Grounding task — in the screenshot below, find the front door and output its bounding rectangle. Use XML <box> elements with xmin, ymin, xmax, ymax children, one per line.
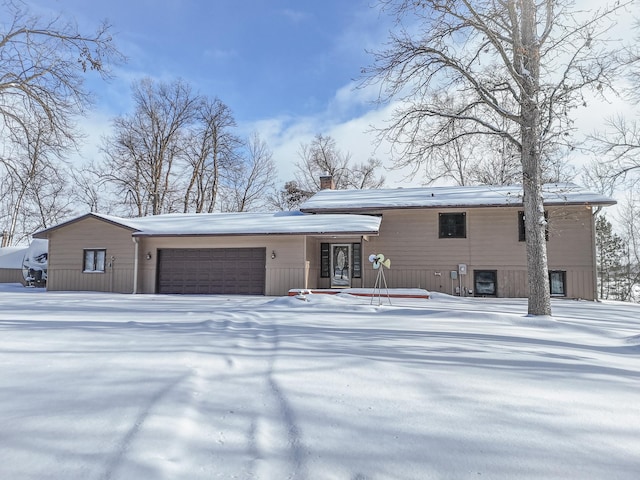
<box><xmin>331</xmin><ymin>244</ymin><xmax>351</xmax><ymax>288</ymax></box>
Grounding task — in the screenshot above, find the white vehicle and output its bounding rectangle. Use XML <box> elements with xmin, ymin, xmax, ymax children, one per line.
<box><xmin>22</xmin><ymin>239</ymin><xmax>48</xmax><ymax>287</ymax></box>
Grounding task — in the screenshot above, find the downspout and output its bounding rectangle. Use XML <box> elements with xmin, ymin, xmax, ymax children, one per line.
<box><xmin>303</xmin><ymin>235</ymin><xmax>308</xmax><ymax>289</ymax></box>
<box><xmin>132</xmin><ymin>237</ymin><xmax>139</xmax><ymax>294</ymax></box>
<box><xmin>590</xmin><ymin>206</ymin><xmax>598</xmax><ymax>301</ymax></box>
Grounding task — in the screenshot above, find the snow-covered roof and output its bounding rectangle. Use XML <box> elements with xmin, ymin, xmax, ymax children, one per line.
<box><xmin>0</xmin><ymin>246</ymin><xmax>28</xmax><ymax>269</ymax></box>
<box><xmin>23</xmin><ymin>239</ymin><xmax>48</xmax><ymax>271</ymax></box>
<box><xmin>0</xmin><ymin>240</ymin><xmax>48</xmax><ymax>269</ymax></box>
<box><xmin>36</xmin><ymin>211</ymin><xmax>382</xmax><ymax>237</ymax></box>
<box><xmin>300</xmin><ymin>183</ymin><xmax>617</xmax><ymax>213</ymax></box>
<box><xmin>130</xmin><ymin>211</ymin><xmax>381</xmax><ymax>236</ymax></box>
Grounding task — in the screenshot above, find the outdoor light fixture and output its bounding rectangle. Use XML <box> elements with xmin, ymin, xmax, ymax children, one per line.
<box><xmin>146</xmin><ymin>252</ymin><xmax>152</xmax><ymax>260</ymax></box>
<box><xmin>271</xmin><ymin>250</ymin><xmax>276</xmax><ymax>259</ymax></box>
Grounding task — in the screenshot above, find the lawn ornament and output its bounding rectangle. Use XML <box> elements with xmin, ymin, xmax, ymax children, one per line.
<box><xmin>368</xmin><ymin>253</ymin><xmax>391</xmax><ymax>305</ymax></box>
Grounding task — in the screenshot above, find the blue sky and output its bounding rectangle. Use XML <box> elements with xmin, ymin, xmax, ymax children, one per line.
<box><xmin>30</xmin><ymin>0</ymin><xmax>401</xmax><ymax>184</ymax></box>
<box><xmin>27</xmin><ymin>1</ymin><xmax>637</xmax><ymax>190</ymax></box>
<box><xmin>75</xmin><ymin>0</ymin><xmax>384</xmax><ymax>119</ymax></box>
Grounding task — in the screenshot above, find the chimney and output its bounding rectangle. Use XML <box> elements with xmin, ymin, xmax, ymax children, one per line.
<box><xmin>319</xmin><ymin>174</ymin><xmax>335</xmax><ymax>190</ymax></box>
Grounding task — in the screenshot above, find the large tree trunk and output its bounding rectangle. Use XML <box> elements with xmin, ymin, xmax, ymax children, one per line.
<box><xmin>522</xmin><ymin>159</ymin><xmax>552</xmax><ymax>315</ymax></box>
<box><xmin>520</xmin><ymin>0</ymin><xmax>552</xmax><ymax>316</ymax></box>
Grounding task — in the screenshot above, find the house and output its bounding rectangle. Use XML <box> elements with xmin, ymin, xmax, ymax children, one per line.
<box><xmin>33</xmin><ymin>182</ymin><xmax>615</xmax><ymax>299</ymax></box>
<box><xmin>32</xmin><ymin>211</ymin><xmax>381</xmax><ymax>295</ymax></box>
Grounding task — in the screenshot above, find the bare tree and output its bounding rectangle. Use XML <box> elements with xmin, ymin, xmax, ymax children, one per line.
<box><xmin>413</xmin><ymin>97</ymin><xmax>575</xmax><ymax>186</ymax></box>
<box><xmin>98</xmin><ymin>80</ymin><xmax>275</xmax><ymax>216</ymax></box>
<box><xmin>615</xmin><ymin>195</ymin><xmax>640</xmax><ymax>300</ymax></box>
<box><xmin>0</xmin><ymin>1</ymin><xmax>121</xmax><ymax>140</ymax></box>
<box><xmin>0</xmin><ymin>0</ymin><xmax>122</xmax><ymax>244</ymax></box>
<box><xmin>182</xmin><ymin>97</ymin><xmax>241</xmax><ymax>213</ymax></box>
<box><xmin>100</xmin><ymin>78</ymin><xmax>198</xmax><ymax>216</ymax></box>
<box><xmin>281</xmin><ymin>133</ymin><xmax>385</xmax><ymax>209</ymax></box>
<box><xmin>467</xmin><ymin>137</ymin><xmax>521</xmax><ymax>186</ymax></box>
<box><xmin>68</xmin><ymin>161</ymin><xmax>114</xmax><ymax>214</ymax></box>
<box><xmin>344</xmin><ymin>157</ymin><xmax>386</xmax><ymax>190</ymax></box>
<box><xmin>363</xmin><ymin>0</ymin><xmax>630</xmax><ymax>315</ymax></box>
<box><xmin>221</xmin><ymin>133</ymin><xmax>278</xmax><ymax>212</ymax></box>
<box><xmin>589</xmin><ymin>19</ymin><xmax>640</xmax><ymax>183</ymax></box>
<box><xmin>0</xmin><ymin>113</ymin><xmax>73</xmax><ymax>245</ymax></box>
<box><xmin>296</xmin><ymin>134</ymin><xmax>351</xmax><ymax>191</ymax></box>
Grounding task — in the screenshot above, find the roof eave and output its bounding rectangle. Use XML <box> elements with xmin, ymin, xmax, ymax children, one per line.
<box><xmin>301</xmin><ymin>200</ymin><xmax>617</xmax><ymax>214</ymax></box>
<box><xmin>131</xmin><ymin>230</ymin><xmax>380</xmax><ymax>238</ymax></box>
<box><xmin>33</xmin><ymin>213</ymin><xmax>139</xmax><ymax>238</ymax></box>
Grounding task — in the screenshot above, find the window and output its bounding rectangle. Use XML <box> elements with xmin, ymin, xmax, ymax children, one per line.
<box><xmin>83</xmin><ymin>249</ymin><xmax>106</xmax><ymax>273</ymax></box>
<box><xmin>474</xmin><ymin>270</ymin><xmax>497</xmax><ymax>296</ymax></box>
<box><xmin>320</xmin><ymin>243</ymin><xmax>330</xmax><ymax>278</ymax></box>
<box><xmin>352</xmin><ymin>243</ymin><xmax>362</xmax><ymax>278</ymax></box>
<box><xmin>518</xmin><ymin>211</ymin><xmax>549</xmax><ymax>242</ymax></box>
<box><xmin>439</xmin><ymin>212</ymin><xmax>466</xmax><ymax>238</ymax></box>
<box><xmin>549</xmin><ymin>270</ymin><xmax>566</xmax><ymax>296</ymax></box>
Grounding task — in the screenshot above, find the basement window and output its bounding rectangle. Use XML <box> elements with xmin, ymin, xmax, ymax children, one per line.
<box><xmin>83</xmin><ymin>249</ymin><xmax>106</xmax><ymax>273</ymax></box>
<box><xmin>549</xmin><ymin>270</ymin><xmax>566</xmax><ymax>297</ymax></box>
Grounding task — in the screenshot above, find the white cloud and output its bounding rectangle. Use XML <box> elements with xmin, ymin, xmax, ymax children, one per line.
<box><xmin>245</xmin><ymin>80</ymin><xmax>418</xmax><ymax>188</ymax></box>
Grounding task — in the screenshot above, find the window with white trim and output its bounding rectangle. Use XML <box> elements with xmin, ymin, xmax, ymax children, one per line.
<box><xmin>83</xmin><ymin>249</ymin><xmax>106</xmax><ymax>273</ymax></box>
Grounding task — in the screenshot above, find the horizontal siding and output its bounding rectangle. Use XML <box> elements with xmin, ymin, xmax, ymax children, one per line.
<box><xmin>42</xmin><ymin>205</ymin><xmax>597</xmax><ymax>299</ymax></box>
<box><xmin>316</xmin><ymin>206</ymin><xmax>597</xmax><ymax>300</ymax></box>
<box><xmin>547</xmin><ymin>207</ymin><xmax>594</xmax><ymax>266</ymax></box>
<box><xmin>364</xmin><ymin>206</ymin><xmax>595</xmax><ymax>270</ymax></box>
<box><xmin>46</xmin><ymin>217</ymin><xmax>135</xmax><ymax>293</ymax></box>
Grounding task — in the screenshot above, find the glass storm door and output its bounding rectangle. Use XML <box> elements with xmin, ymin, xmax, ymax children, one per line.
<box><xmin>331</xmin><ymin>244</ymin><xmax>351</xmax><ymax>288</ymax></box>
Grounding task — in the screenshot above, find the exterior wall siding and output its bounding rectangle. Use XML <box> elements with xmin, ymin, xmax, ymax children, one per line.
<box><xmin>45</xmin><ymin>217</ymin><xmax>136</xmax><ymax>293</ymax></box>
<box><xmin>138</xmin><ymin>235</ymin><xmax>307</xmax><ymax>296</ymax></box>
<box><xmin>40</xmin><ymin>203</ymin><xmax>599</xmax><ymax>299</ymax></box>
<box><xmin>348</xmin><ymin>206</ymin><xmax>597</xmax><ymax>300</ymax></box>
<box><xmin>305</xmin><ymin>236</ymin><xmax>365</xmax><ymax>290</ymax></box>
<box><xmin>0</xmin><ymin>269</ymin><xmax>25</xmax><ymax>285</ymax></box>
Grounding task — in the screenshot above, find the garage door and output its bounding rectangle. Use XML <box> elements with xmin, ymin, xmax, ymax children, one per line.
<box><xmin>157</xmin><ymin>248</ymin><xmax>266</xmax><ymax>295</ymax></box>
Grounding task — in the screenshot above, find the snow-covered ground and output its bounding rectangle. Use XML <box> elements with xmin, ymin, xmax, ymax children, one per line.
<box><xmin>0</xmin><ymin>284</ymin><xmax>638</xmax><ymax>479</ymax></box>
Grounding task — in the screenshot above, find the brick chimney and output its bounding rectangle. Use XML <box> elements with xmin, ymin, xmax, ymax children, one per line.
<box><xmin>319</xmin><ymin>174</ymin><xmax>335</xmax><ymax>190</ymax></box>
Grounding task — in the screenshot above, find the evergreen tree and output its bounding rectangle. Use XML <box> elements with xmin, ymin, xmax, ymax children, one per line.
<box><xmin>595</xmin><ymin>215</ymin><xmax>627</xmax><ymax>300</ymax></box>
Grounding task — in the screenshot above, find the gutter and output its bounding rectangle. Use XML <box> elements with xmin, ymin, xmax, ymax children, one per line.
<box><xmin>300</xmin><ymin>201</ymin><xmax>618</xmax><ymax>215</ymax></box>
<box><xmin>130</xmin><ymin>230</ymin><xmax>380</xmax><ymax>237</ymax></box>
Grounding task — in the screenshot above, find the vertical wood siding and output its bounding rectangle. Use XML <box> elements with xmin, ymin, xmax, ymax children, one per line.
<box><xmin>0</xmin><ymin>269</ymin><xmax>25</xmax><ymax>285</ymax></box>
